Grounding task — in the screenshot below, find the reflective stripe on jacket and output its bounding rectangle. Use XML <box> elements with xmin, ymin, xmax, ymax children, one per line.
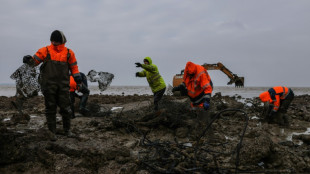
<box><xmin>33</xmin><ymin>44</ymin><xmax>80</xmax><ymax>76</ymax></box>
<box><xmin>183</xmin><ymin>61</ymin><xmax>212</xmax><ymax>105</ymax></box>
<box><xmin>259</xmin><ymin>86</ymin><xmax>291</xmax><ymax>112</ymax></box>
<box><xmin>136</xmin><ymin>57</ymin><xmax>166</xmax><ymax>93</ymax></box>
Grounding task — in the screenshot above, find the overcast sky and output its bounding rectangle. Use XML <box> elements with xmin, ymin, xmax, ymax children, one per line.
<box><xmin>0</xmin><ymin>0</ymin><xmax>309</xmax><ymax>87</ymax></box>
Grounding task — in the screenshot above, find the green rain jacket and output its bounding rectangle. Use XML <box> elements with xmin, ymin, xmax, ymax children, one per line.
<box><xmin>137</xmin><ymin>57</ymin><xmax>166</xmax><ymax>93</ymax></box>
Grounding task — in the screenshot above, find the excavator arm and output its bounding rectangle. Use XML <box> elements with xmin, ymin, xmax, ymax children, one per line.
<box><xmin>202</xmin><ymin>62</ymin><xmax>244</xmax><ymax>87</ymax></box>
<box><xmin>172</xmin><ymin>62</ymin><xmax>244</xmax><ymax>88</ymax></box>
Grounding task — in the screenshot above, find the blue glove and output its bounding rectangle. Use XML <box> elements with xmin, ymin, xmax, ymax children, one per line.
<box><xmin>203</xmin><ymin>101</ymin><xmax>210</xmax><ymax>110</ymax></box>
<box><xmin>203</xmin><ymin>94</ymin><xmax>211</xmax><ymax>110</ymax></box>
<box><xmin>74</xmin><ymin>75</ymin><xmax>82</xmax><ymax>84</ymax></box>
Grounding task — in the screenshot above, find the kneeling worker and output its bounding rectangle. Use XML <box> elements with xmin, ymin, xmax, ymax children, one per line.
<box><xmin>70</xmin><ymin>72</ymin><xmax>90</xmax><ymax>118</ymax></box>
<box><xmin>259</xmin><ymin>86</ymin><xmax>294</xmax><ymax>125</ymax></box>
<box><xmin>172</xmin><ymin>61</ymin><xmax>213</xmax><ymax>110</ymax></box>
<box><xmin>135</xmin><ymin>57</ymin><xmax>166</xmax><ymax>111</ymax></box>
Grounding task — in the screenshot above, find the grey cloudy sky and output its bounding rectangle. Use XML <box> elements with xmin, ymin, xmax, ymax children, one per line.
<box><xmin>0</xmin><ymin>0</ymin><xmax>309</xmax><ymax>87</ymax></box>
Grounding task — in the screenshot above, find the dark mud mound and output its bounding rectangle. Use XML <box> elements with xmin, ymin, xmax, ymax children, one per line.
<box><xmin>1</xmin><ymin>94</ymin><xmax>310</xmax><ymax>173</ymax></box>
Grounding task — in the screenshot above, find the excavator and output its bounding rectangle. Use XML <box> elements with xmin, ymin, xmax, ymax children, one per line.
<box><xmin>172</xmin><ymin>62</ymin><xmax>244</xmax><ymax>88</ymax></box>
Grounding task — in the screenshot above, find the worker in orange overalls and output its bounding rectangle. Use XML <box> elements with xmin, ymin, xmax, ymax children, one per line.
<box><xmin>70</xmin><ymin>72</ymin><xmax>90</xmax><ymax>119</ymax></box>
<box><xmin>23</xmin><ymin>30</ymin><xmax>82</xmax><ymax>140</ymax></box>
<box><xmin>259</xmin><ymin>86</ymin><xmax>294</xmax><ymax>125</ymax></box>
<box><xmin>173</xmin><ymin>61</ymin><xmax>213</xmax><ymax>110</ymax></box>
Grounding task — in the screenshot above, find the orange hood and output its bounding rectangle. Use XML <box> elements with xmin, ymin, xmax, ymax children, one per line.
<box><xmin>259</xmin><ymin>91</ymin><xmax>271</xmax><ymax>102</ymax></box>
<box><xmin>183</xmin><ymin>61</ymin><xmax>197</xmax><ymax>86</ymax></box>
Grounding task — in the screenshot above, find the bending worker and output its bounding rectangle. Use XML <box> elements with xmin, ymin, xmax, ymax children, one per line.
<box><xmin>259</xmin><ymin>86</ymin><xmax>294</xmax><ymax>125</ymax></box>
<box><xmin>70</xmin><ymin>72</ymin><xmax>90</xmax><ymax>118</ymax></box>
<box><xmin>23</xmin><ymin>30</ymin><xmax>82</xmax><ymax>140</ymax></box>
<box><xmin>172</xmin><ymin>61</ymin><xmax>213</xmax><ymax>110</ymax></box>
<box><xmin>135</xmin><ymin>57</ymin><xmax>166</xmax><ymax>111</ymax></box>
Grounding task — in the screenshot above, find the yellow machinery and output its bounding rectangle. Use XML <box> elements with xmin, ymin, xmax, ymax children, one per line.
<box><xmin>172</xmin><ymin>62</ymin><xmax>244</xmax><ymax>88</ymax></box>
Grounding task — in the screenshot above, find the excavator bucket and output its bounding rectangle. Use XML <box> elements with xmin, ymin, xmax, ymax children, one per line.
<box><xmin>234</xmin><ymin>76</ymin><xmax>244</xmax><ymax>88</ymax></box>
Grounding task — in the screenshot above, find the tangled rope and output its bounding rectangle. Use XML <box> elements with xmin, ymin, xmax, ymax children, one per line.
<box><xmin>113</xmin><ymin>108</ymin><xmax>249</xmax><ymax>173</ymax></box>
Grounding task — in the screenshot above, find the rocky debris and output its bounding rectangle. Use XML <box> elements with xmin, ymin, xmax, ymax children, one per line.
<box><xmin>0</xmin><ymin>94</ymin><xmax>310</xmax><ymax>173</ymax></box>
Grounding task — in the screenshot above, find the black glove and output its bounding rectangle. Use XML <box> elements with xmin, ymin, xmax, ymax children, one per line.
<box><xmin>23</xmin><ymin>55</ymin><xmax>32</xmax><ymax>64</ymax></box>
<box><xmin>135</xmin><ymin>62</ymin><xmax>142</xmax><ymax>67</ymax></box>
<box><xmin>74</xmin><ymin>75</ymin><xmax>82</xmax><ymax>84</ymax></box>
<box><xmin>135</xmin><ymin>72</ymin><xmax>139</xmax><ymax>77</ymax></box>
<box><xmin>172</xmin><ymin>87</ymin><xmax>179</xmax><ymax>92</ymax></box>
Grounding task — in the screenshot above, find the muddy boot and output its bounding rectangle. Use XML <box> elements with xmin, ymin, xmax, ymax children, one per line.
<box><xmin>282</xmin><ymin>114</ymin><xmax>290</xmax><ymax>127</ymax></box>
<box><xmin>71</xmin><ymin>113</ymin><xmax>76</xmax><ymax>119</ymax></box>
<box><xmin>65</xmin><ymin>130</ymin><xmax>76</xmax><ymax>138</ymax></box>
<box><xmin>154</xmin><ymin>105</ymin><xmax>159</xmax><ymax>111</ymax></box>
<box><xmin>79</xmin><ymin>107</ymin><xmax>89</xmax><ymax>115</ymax></box>
<box><xmin>70</xmin><ymin>103</ymin><xmax>76</xmax><ymax>119</ymax></box>
<box><xmin>79</xmin><ymin>94</ymin><xmax>89</xmax><ymax>115</ymax></box>
<box><xmin>47</xmin><ymin>122</ymin><xmax>57</xmax><ymax>141</ymax></box>
<box><xmin>46</xmin><ymin>114</ymin><xmax>57</xmax><ymax>141</ymax></box>
<box><xmin>47</xmin><ymin>130</ymin><xmax>57</xmax><ymax>141</ymax></box>
<box><xmin>62</xmin><ymin>112</ymin><xmax>72</xmax><ymax>135</ymax></box>
<box><xmin>11</xmin><ymin>98</ymin><xmax>24</xmax><ymax>115</ymax></box>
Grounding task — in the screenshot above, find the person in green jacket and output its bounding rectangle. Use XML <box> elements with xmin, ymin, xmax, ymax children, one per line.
<box><xmin>135</xmin><ymin>57</ymin><xmax>166</xmax><ymax>111</ymax></box>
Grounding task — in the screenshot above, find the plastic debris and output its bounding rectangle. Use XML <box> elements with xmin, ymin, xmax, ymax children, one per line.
<box><xmin>87</xmin><ymin>70</ymin><xmax>114</xmax><ymax>91</ymax></box>
<box><xmin>10</xmin><ymin>64</ymin><xmax>40</xmax><ymax>98</ymax></box>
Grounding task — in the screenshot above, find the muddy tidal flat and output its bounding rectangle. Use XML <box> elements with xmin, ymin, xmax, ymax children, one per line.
<box><xmin>1</xmin><ymin>93</ymin><xmax>310</xmax><ymax>173</ymax></box>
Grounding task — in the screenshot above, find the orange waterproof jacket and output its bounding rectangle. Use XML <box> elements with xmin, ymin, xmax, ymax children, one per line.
<box><xmin>183</xmin><ymin>61</ymin><xmax>212</xmax><ymax>107</ymax></box>
<box><xmin>69</xmin><ymin>76</ymin><xmax>77</xmax><ymax>92</ymax></box>
<box><xmin>259</xmin><ymin>86</ymin><xmax>290</xmax><ymax>112</ymax></box>
<box><xmin>33</xmin><ymin>44</ymin><xmax>80</xmax><ymax>76</ymax></box>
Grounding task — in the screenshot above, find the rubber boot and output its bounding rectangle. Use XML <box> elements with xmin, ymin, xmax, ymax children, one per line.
<box><xmin>79</xmin><ymin>94</ymin><xmax>89</xmax><ymax>115</ymax></box>
<box><xmin>61</xmin><ymin>112</ymin><xmax>76</xmax><ymax>138</ymax></box>
<box><xmin>154</xmin><ymin>101</ymin><xmax>159</xmax><ymax>111</ymax></box>
<box><xmin>62</xmin><ymin>113</ymin><xmax>71</xmax><ymax>133</ymax></box>
<box><xmin>71</xmin><ymin>104</ymin><xmax>76</xmax><ymax>119</ymax></box>
<box><xmin>46</xmin><ymin>114</ymin><xmax>57</xmax><ymax>141</ymax></box>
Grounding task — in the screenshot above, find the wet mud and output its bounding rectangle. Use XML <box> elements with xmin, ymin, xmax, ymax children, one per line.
<box><xmin>1</xmin><ymin>93</ymin><xmax>310</xmax><ymax>173</ymax></box>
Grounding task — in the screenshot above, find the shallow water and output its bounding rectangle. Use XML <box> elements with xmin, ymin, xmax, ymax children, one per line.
<box><xmin>1</xmin><ymin>84</ymin><xmax>309</xmax><ymax>98</ymax></box>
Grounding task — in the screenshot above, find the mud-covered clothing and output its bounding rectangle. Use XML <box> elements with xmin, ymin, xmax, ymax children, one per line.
<box><xmin>183</xmin><ymin>61</ymin><xmax>213</xmax><ymax>109</ymax></box>
<box><xmin>44</xmin><ymin>84</ymin><xmax>72</xmax><ymax>133</ymax></box>
<box><xmin>69</xmin><ymin>73</ymin><xmax>90</xmax><ymax>118</ymax></box>
<box><xmin>154</xmin><ymin>87</ymin><xmax>166</xmax><ymax>111</ymax></box>
<box><xmin>136</xmin><ymin>57</ymin><xmax>166</xmax><ymax>93</ymax></box>
<box><xmin>259</xmin><ymin>86</ymin><xmax>294</xmax><ymax>113</ymax></box>
<box><xmin>32</xmin><ymin>44</ymin><xmax>80</xmax><ymax>133</ymax></box>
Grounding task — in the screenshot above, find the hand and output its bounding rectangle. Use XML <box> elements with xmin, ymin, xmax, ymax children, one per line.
<box><xmin>172</xmin><ymin>87</ymin><xmax>178</xmax><ymax>92</ymax></box>
<box><xmin>76</xmin><ymin>83</ymin><xmax>82</xmax><ymax>91</ymax></box>
<box><xmin>135</xmin><ymin>72</ymin><xmax>139</xmax><ymax>77</ymax></box>
<box><xmin>74</xmin><ymin>75</ymin><xmax>82</xmax><ymax>84</ymax></box>
<box><xmin>135</xmin><ymin>62</ymin><xmax>142</xmax><ymax>67</ymax></box>
<box><xmin>203</xmin><ymin>101</ymin><xmax>210</xmax><ymax>110</ymax></box>
<box><xmin>77</xmin><ymin>83</ymin><xmax>86</xmax><ymax>92</ymax></box>
<box><xmin>23</xmin><ymin>55</ymin><xmax>32</xmax><ymax>64</ymax></box>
